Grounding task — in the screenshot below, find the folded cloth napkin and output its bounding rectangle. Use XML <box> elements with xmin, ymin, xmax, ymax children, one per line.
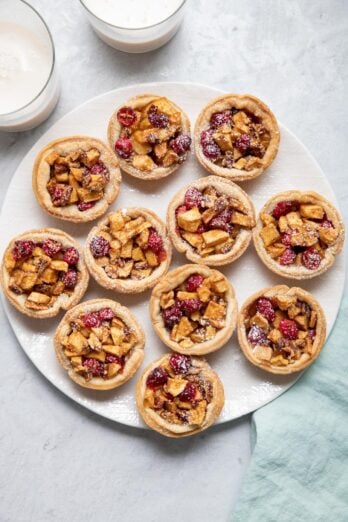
<box><xmin>232</xmin><ymin>297</ymin><xmax>348</xmax><ymax>522</ymax></box>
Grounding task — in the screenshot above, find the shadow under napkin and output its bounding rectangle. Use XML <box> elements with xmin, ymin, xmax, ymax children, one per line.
<box><xmin>231</xmin><ymin>298</ymin><xmax>348</xmax><ymax>522</ymax></box>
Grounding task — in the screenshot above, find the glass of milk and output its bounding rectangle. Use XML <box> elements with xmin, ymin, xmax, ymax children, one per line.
<box><xmin>0</xmin><ymin>0</ymin><xmax>59</xmax><ymax>132</ymax></box>
<box><xmin>80</xmin><ymin>0</ymin><xmax>186</xmax><ymax>53</ymax></box>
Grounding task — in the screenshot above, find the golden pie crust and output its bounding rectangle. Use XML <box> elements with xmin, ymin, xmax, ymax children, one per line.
<box><xmin>253</xmin><ymin>190</ymin><xmax>345</xmax><ymax>279</ymax></box>
<box><xmin>194</xmin><ymin>94</ymin><xmax>280</xmax><ymax>181</ymax></box>
<box><xmin>54</xmin><ymin>298</ymin><xmax>145</xmax><ymax>390</ymax></box>
<box><xmin>136</xmin><ymin>353</ymin><xmax>224</xmax><ymax>437</ymax></box>
<box><xmin>167</xmin><ymin>175</ymin><xmax>255</xmax><ymax>266</ymax></box>
<box><xmin>1</xmin><ymin>228</ymin><xmax>89</xmax><ymax>319</ymax></box>
<box><xmin>85</xmin><ymin>208</ymin><xmax>172</xmax><ymax>293</ymax></box>
<box><xmin>108</xmin><ymin>94</ymin><xmax>191</xmax><ymax>180</ymax></box>
<box><xmin>33</xmin><ymin>136</ymin><xmax>121</xmax><ymax>223</ymax></box>
<box><xmin>237</xmin><ymin>285</ymin><xmax>326</xmax><ymax>374</ymax></box>
<box><xmin>150</xmin><ymin>264</ymin><xmax>237</xmax><ymax>355</ymax></box>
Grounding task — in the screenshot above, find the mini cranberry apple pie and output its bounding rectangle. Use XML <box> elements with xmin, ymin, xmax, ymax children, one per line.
<box><xmin>54</xmin><ymin>299</ymin><xmax>145</xmax><ymax>390</ymax></box>
<box><xmin>253</xmin><ymin>191</ymin><xmax>345</xmax><ymax>279</ymax></box>
<box><xmin>194</xmin><ymin>94</ymin><xmax>280</xmax><ymax>181</ymax></box>
<box><xmin>108</xmin><ymin>94</ymin><xmax>191</xmax><ymax>180</ymax></box>
<box><xmin>85</xmin><ymin>208</ymin><xmax>172</xmax><ymax>293</ymax></box>
<box><xmin>167</xmin><ymin>176</ymin><xmax>255</xmax><ymax>266</ymax></box>
<box><xmin>136</xmin><ymin>353</ymin><xmax>224</xmax><ymax>437</ymax></box>
<box><xmin>33</xmin><ymin>136</ymin><xmax>121</xmax><ymax>223</ymax></box>
<box><xmin>238</xmin><ymin>285</ymin><xmax>326</xmax><ymax>374</ymax></box>
<box><xmin>1</xmin><ymin>228</ymin><xmax>89</xmax><ymax>318</ymax></box>
<box><xmin>150</xmin><ymin>264</ymin><xmax>237</xmax><ymax>355</ymax></box>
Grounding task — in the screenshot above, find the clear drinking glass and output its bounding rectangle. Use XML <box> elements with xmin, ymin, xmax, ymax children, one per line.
<box><xmin>79</xmin><ymin>0</ymin><xmax>186</xmax><ymax>53</ymax></box>
<box><xmin>0</xmin><ymin>0</ymin><xmax>59</xmax><ymax>132</ymax></box>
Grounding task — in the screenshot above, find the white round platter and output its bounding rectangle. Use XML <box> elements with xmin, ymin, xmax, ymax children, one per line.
<box><xmin>0</xmin><ymin>82</ymin><xmax>345</xmax><ymax>428</ymax></box>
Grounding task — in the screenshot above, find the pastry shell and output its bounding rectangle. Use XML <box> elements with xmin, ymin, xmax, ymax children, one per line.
<box><xmin>167</xmin><ymin>175</ymin><xmax>255</xmax><ymax>266</ymax></box>
<box><xmin>253</xmin><ymin>190</ymin><xmax>345</xmax><ymax>279</ymax></box>
<box><xmin>136</xmin><ymin>354</ymin><xmax>224</xmax><ymax>437</ymax></box>
<box><xmin>194</xmin><ymin>93</ymin><xmax>280</xmax><ymax>181</ymax></box>
<box><xmin>150</xmin><ymin>264</ymin><xmax>237</xmax><ymax>355</ymax></box>
<box><xmin>237</xmin><ymin>285</ymin><xmax>326</xmax><ymax>375</ymax></box>
<box><xmin>84</xmin><ymin>208</ymin><xmax>172</xmax><ymax>294</ymax></box>
<box><xmin>108</xmin><ymin>94</ymin><xmax>191</xmax><ymax>180</ymax></box>
<box><xmin>1</xmin><ymin>228</ymin><xmax>89</xmax><ymax>319</ymax></box>
<box><xmin>32</xmin><ymin>136</ymin><xmax>121</xmax><ymax>223</ymax></box>
<box><xmin>54</xmin><ymin>298</ymin><xmax>145</xmax><ymax>390</ymax></box>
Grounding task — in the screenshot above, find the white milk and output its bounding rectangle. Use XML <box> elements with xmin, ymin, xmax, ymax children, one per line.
<box><xmin>83</xmin><ymin>0</ymin><xmax>183</xmax><ymax>28</ymax></box>
<box><xmin>0</xmin><ymin>22</ymin><xmax>52</xmax><ymax>115</ymax></box>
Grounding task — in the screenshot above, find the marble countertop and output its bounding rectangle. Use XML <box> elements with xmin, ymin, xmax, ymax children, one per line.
<box><xmin>0</xmin><ymin>1</ymin><xmax>346</xmax><ymax>521</ymax></box>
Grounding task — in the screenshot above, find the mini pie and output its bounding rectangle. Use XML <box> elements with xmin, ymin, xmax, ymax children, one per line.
<box><xmin>253</xmin><ymin>190</ymin><xmax>345</xmax><ymax>279</ymax></box>
<box><xmin>54</xmin><ymin>299</ymin><xmax>145</xmax><ymax>390</ymax></box>
<box><xmin>167</xmin><ymin>176</ymin><xmax>255</xmax><ymax>266</ymax></box>
<box><xmin>237</xmin><ymin>285</ymin><xmax>326</xmax><ymax>374</ymax></box>
<box><xmin>108</xmin><ymin>94</ymin><xmax>191</xmax><ymax>180</ymax></box>
<box><xmin>33</xmin><ymin>136</ymin><xmax>121</xmax><ymax>223</ymax></box>
<box><xmin>136</xmin><ymin>353</ymin><xmax>224</xmax><ymax>437</ymax></box>
<box><xmin>194</xmin><ymin>94</ymin><xmax>280</xmax><ymax>181</ymax></box>
<box><xmin>85</xmin><ymin>208</ymin><xmax>172</xmax><ymax>293</ymax></box>
<box><xmin>1</xmin><ymin>228</ymin><xmax>89</xmax><ymax>318</ymax></box>
<box><xmin>150</xmin><ymin>264</ymin><xmax>237</xmax><ymax>355</ymax></box>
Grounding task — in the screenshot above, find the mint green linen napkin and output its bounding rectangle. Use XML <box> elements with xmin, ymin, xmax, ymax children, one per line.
<box><xmin>232</xmin><ymin>297</ymin><xmax>348</xmax><ymax>522</ymax></box>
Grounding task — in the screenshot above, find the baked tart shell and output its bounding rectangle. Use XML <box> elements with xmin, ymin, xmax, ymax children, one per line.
<box><xmin>194</xmin><ymin>93</ymin><xmax>280</xmax><ymax>181</ymax></box>
<box><xmin>54</xmin><ymin>298</ymin><xmax>145</xmax><ymax>390</ymax></box>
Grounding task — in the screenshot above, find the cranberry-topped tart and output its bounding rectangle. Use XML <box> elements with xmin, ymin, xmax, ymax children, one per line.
<box><xmin>33</xmin><ymin>136</ymin><xmax>121</xmax><ymax>223</ymax></box>
<box><xmin>167</xmin><ymin>176</ymin><xmax>255</xmax><ymax>266</ymax></box>
<box><xmin>1</xmin><ymin>228</ymin><xmax>89</xmax><ymax>318</ymax></box>
<box><xmin>253</xmin><ymin>191</ymin><xmax>345</xmax><ymax>279</ymax></box>
<box><xmin>238</xmin><ymin>286</ymin><xmax>326</xmax><ymax>374</ymax></box>
<box><xmin>194</xmin><ymin>94</ymin><xmax>280</xmax><ymax>181</ymax></box>
<box><xmin>150</xmin><ymin>264</ymin><xmax>237</xmax><ymax>355</ymax></box>
<box><xmin>54</xmin><ymin>299</ymin><xmax>145</xmax><ymax>390</ymax></box>
<box><xmin>85</xmin><ymin>208</ymin><xmax>172</xmax><ymax>293</ymax></box>
<box><xmin>136</xmin><ymin>353</ymin><xmax>224</xmax><ymax>437</ymax></box>
<box><xmin>108</xmin><ymin>94</ymin><xmax>191</xmax><ymax>180</ymax></box>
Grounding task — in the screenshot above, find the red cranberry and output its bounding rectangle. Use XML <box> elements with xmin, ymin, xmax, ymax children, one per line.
<box><xmin>272</xmin><ymin>200</ymin><xmax>295</xmax><ymax>219</ymax></box>
<box><xmin>234</xmin><ymin>134</ymin><xmax>250</xmax><ymax>152</ymax></box>
<box><xmin>202</xmin><ymin>141</ymin><xmax>221</xmax><ymax>161</ymax></box>
<box><xmin>256</xmin><ymin>297</ymin><xmax>275</xmax><ymax>322</ymax></box>
<box><xmin>281</xmin><ymin>232</ymin><xmax>293</xmax><ymax>247</ymax></box>
<box><xmin>99</xmin><ymin>307</ymin><xmax>115</xmax><ymax>321</ymax></box>
<box><xmin>162</xmin><ymin>304</ymin><xmax>183</xmax><ymax>329</ymax></box>
<box><xmin>178</xmin><ymin>382</ymin><xmax>196</xmax><ymax>402</ymax></box>
<box><xmin>78</xmin><ymin>201</ymin><xmax>95</xmax><ymax>212</ymax></box>
<box><xmin>302</xmin><ymin>248</ymin><xmax>321</xmax><ymax>270</ymax></box>
<box><xmin>83</xmin><ymin>358</ymin><xmax>104</xmax><ymax>377</ymax></box>
<box><xmin>196</xmin><ymin>223</ymin><xmax>207</xmax><ymax>234</ymax></box>
<box><xmin>117</xmin><ymin>106</ymin><xmax>137</xmax><ymax>127</ymax></box>
<box><xmin>185</xmin><ymin>274</ymin><xmax>204</xmax><ymax>292</ymax></box>
<box><xmin>171</xmin><ymin>134</ymin><xmax>191</xmax><ymax>155</ymax></box>
<box><xmin>62</xmin><ymin>269</ymin><xmax>78</xmax><ymax>289</ymax></box>
<box><xmin>147</xmin><ymin>228</ymin><xmax>163</xmax><ymax>254</ymax></box>
<box><xmin>178</xmin><ymin>298</ymin><xmax>203</xmax><ymax>313</ymax></box>
<box><xmin>279</xmin><ymin>319</ymin><xmax>298</xmax><ymax>340</ymax></box>
<box><xmin>157</xmin><ymin>250</ymin><xmax>167</xmax><ymax>262</ymax></box>
<box><xmin>105</xmin><ymin>354</ymin><xmax>123</xmax><ymax>366</ymax></box>
<box><xmin>82</xmin><ymin>312</ymin><xmax>101</xmax><ymax>328</ymax></box>
<box><xmin>279</xmin><ymin>248</ymin><xmax>296</xmax><ymax>265</ymax></box>
<box><xmin>90</xmin><ymin>162</ymin><xmax>107</xmax><ymax>175</ymax></box>
<box><xmin>48</xmin><ymin>184</ymin><xmax>72</xmax><ymax>207</ymax></box>
<box><xmin>148</xmin><ymin>105</ymin><xmax>169</xmax><ymax>128</ymax></box>
<box><xmin>176</xmin><ymin>204</ymin><xmax>187</xmax><ymax>216</ymax></box>
<box><xmin>42</xmin><ymin>239</ymin><xmax>62</xmax><ymax>257</ymax></box>
<box><xmin>90</xmin><ymin>236</ymin><xmax>110</xmax><ymax>258</ymax></box>
<box><xmin>210</xmin><ymin>208</ymin><xmax>233</xmax><ymax>231</ymax></box>
<box><xmin>63</xmin><ymin>247</ymin><xmax>79</xmax><ymax>266</ymax></box>
<box><xmin>308</xmin><ymin>329</ymin><xmax>316</xmax><ymax>339</ymax></box>
<box><xmin>169</xmin><ymin>353</ymin><xmax>192</xmax><ymax>374</ymax></box>
<box><xmin>200</xmin><ymin>128</ymin><xmax>214</xmax><ymax>146</ymax></box>
<box><xmin>248</xmin><ymin>325</ymin><xmax>268</xmax><ymax>345</ymax></box>
<box><xmin>115</xmin><ymin>137</ymin><xmax>132</xmax><ymax>159</ymax></box>
<box><xmin>12</xmin><ymin>240</ymin><xmax>34</xmax><ymax>261</ymax></box>
<box><xmin>184</xmin><ymin>187</ymin><xmax>204</xmax><ymax>209</ymax></box>
<box><xmin>321</xmin><ymin>216</ymin><xmax>334</xmax><ymax>229</ymax></box>
<box><xmin>210</xmin><ymin>110</ymin><xmax>231</xmax><ymax>128</ymax></box>
<box><xmin>146</xmin><ymin>367</ymin><xmax>168</xmax><ymax>388</ymax></box>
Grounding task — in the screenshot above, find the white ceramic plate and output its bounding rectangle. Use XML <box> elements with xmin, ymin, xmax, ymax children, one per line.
<box><xmin>0</xmin><ymin>83</ymin><xmax>345</xmax><ymax>428</ymax></box>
